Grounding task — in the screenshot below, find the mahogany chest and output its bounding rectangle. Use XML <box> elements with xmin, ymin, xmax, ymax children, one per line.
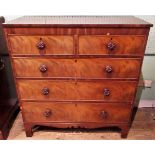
<box><xmin>3</xmin><ymin>16</ymin><xmax>153</xmax><ymax>138</ymax></box>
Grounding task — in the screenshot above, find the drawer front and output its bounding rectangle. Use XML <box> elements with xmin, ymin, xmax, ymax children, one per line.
<box><xmin>13</xmin><ymin>58</ymin><xmax>141</xmax><ymax>79</ymax></box>
<box><xmin>13</xmin><ymin>58</ymin><xmax>76</xmax><ymax>78</ymax></box>
<box><xmin>76</xmin><ymin>58</ymin><xmax>141</xmax><ymax>79</ymax></box>
<box><xmin>17</xmin><ymin>80</ymin><xmax>137</xmax><ymax>102</ymax></box>
<box><xmin>79</xmin><ymin>35</ymin><xmax>146</xmax><ymax>55</ymax></box>
<box><xmin>22</xmin><ymin>102</ymin><xmax>132</xmax><ymax>123</ymax></box>
<box><xmin>9</xmin><ymin>35</ymin><xmax>74</xmax><ymax>55</ymax></box>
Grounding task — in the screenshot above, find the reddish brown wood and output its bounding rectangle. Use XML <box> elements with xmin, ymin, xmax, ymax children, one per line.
<box><xmin>4</xmin><ymin>27</ymin><xmax>150</xmax><ymax>35</ymax></box>
<box><xmin>22</xmin><ymin>102</ymin><xmax>132</xmax><ymax>123</ymax></box>
<box><xmin>2</xmin><ymin>16</ymin><xmax>153</xmax><ymax>28</ymax></box>
<box><xmin>9</xmin><ymin>35</ymin><xmax>74</xmax><ymax>55</ymax></box>
<box><xmin>17</xmin><ymin>80</ymin><xmax>137</xmax><ymax>102</ymax></box>
<box><xmin>119</xmin><ymin>124</ymin><xmax>130</xmax><ymax>138</ymax></box>
<box><xmin>24</xmin><ymin>123</ymin><xmax>33</xmax><ymax>137</ymax></box>
<box><xmin>79</xmin><ymin>35</ymin><xmax>146</xmax><ymax>55</ymax></box>
<box><xmin>13</xmin><ymin>58</ymin><xmax>141</xmax><ymax>79</ymax></box>
<box><xmin>13</xmin><ymin>58</ymin><xmax>77</xmax><ymax>78</ymax></box>
<box><xmin>23</xmin><ymin>122</ymin><xmax>130</xmax><ymax>138</ymax></box>
<box><xmin>2</xmin><ymin>16</ymin><xmax>152</xmax><ymax>138</ymax></box>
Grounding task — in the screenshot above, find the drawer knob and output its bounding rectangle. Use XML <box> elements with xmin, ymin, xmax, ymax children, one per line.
<box><xmin>42</xmin><ymin>87</ymin><xmax>49</xmax><ymax>95</ymax></box>
<box><xmin>100</xmin><ymin>111</ymin><xmax>108</xmax><ymax>119</ymax></box>
<box><xmin>103</xmin><ymin>88</ymin><xmax>110</xmax><ymax>96</ymax></box>
<box><xmin>107</xmin><ymin>41</ymin><xmax>116</xmax><ymax>51</ymax></box>
<box><xmin>37</xmin><ymin>38</ymin><xmax>46</xmax><ymax>50</ymax></box>
<box><xmin>40</xmin><ymin>64</ymin><xmax>47</xmax><ymax>73</ymax></box>
<box><xmin>43</xmin><ymin>109</ymin><xmax>52</xmax><ymax>117</ymax></box>
<box><xmin>105</xmin><ymin>65</ymin><xmax>113</xmax><ymax>73</ymax></box>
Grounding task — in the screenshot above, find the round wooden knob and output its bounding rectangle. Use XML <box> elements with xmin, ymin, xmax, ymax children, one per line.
<box><xmin>107</xmin><ymin>41</ymin><xmax>116</xmax><ymax>51</ymax></box>
<box><xmin>40</xmin><ymin>64</ymin><xmax>47</xmax><ymax>73</ymax></box>
<box><xmin>105</xmin><ymin>65</ymin><xmax>112</xmax><ymax>73</ymax></box>
<box><xmin>36</xmin><ymin>38</ymin><xmax>46</xmax><ymax>50</ymax></box>
<box><xmin>43</xmin><ymin>109</ymin><xmax>52</xmax><ymax>117</ymax></box>
<box><xmin>42</xmin><ymin>87</ymin><xmax>49</xmax><ymax>95</ymax></box>
<box><xmin>103</xmin><ymin>88</ymin><xmax>110</xmax><ymax>96</ymax></box>
<box><xmin>100</xmin><ymin>111</ymin><xmax>108</xmax><ymax>119</ymax></box>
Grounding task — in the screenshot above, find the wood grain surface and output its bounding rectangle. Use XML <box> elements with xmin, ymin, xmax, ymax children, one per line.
<box><xmin>79</xmin><ymin>35</ymin><xmax>146</xmax><ymax>55</ymax></box>
<box><xmin>22</xmin><ymin>102</ymin><xmax>132</xmax><ymax>123</ymax></box>
<box><xmin>13</xmin><ymin>58</ymin><xmax>141</xmax><ymax>79</ymax></box>
<box><xmin>3</xmin><ymin>16</ymin><xmax>153</xmax><ymax>28</ymax></box>
<box><xmin>4</xmin><ymin>27</ymin><xmax>150</xmax><ymax>35</ymax></box>
<box><xmin>9</xmin><ymin>35</ymin><xmax>74</xmax><ymax>55</ymax></box>
<box><xmin>13</xmin><ymin>58</ymin><xmax>76</xmax><ymax>78</ymax></box>
<box><xmin>17</xmin><ymin>80</ymin><xmax>137</xmax><ymax>102</ymax></box>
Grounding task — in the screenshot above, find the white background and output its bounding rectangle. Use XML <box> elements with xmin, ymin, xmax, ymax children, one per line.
<box><xmin>1</xmin><ymin>0</ymin><xmax>155</xmax><ymax>15</ymax></box>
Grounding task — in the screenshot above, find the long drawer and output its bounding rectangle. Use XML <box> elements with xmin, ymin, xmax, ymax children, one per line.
<box><xmin>22</xmin><ymin>102</ymin><xmax>132</xmax><ymax>123</ymax></box>
<box><xmin>79</xmin><ymin>35</ymin><xmax>146</xmax><ymax>55</ymax></box>
<box><xmin>17</xmin><ymin>80</ymin><xmax>137</xmax><ymax>102</ymax></box>
<box><xmin>13</xmin><ymin>58</ymin><xmax>141</xmax><ymax>79</ymax></box>
<box><xmin>9</xmin><ymin>35</ymin><xmax>74</xmax><ymax>55</ymax></box>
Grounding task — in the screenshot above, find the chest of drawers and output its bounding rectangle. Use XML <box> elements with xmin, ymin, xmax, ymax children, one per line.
<box><xmin>3</xmin><ymin>16</ymin><xmax>152</xmax><ymax>138</ymax></box>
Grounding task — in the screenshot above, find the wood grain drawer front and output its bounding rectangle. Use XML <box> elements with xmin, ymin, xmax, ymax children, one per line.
<box><xmin>18</xmin><ymin>80</ymin><xmax>136</xmax><ymax>102</ymax></box>
<box><xmin>13</xmin><ymin>58</ymin><xmax>76</xmax><ymax>78</ymax></box>
<box><xmin>79</xmin><ymin>35</ymin><xmax>146</xmax><ymax>55</ymax></box>
<box><xmin>9</xmin><ymin>35</ymin><xmax>74</xmax><ymax>55</ymax></box>
<box><xmin>13</xmin><ymin>58</ymin><xmax>141</xmax><ymax>79</ymax></box>
<box><xmin>22</xmin><ymin>102</ymin><xmax>132</xmax><ymax>123</ymax></box>
<box><xmin>76</xmin><ymin>58</ymin><xmax>141</xmax><ymax>79</ymax></box>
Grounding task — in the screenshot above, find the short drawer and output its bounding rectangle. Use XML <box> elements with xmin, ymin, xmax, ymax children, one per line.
<box><xmin>9</xmin><ymin>35</ymin><xmax>74</xmax><ymax>55</ymax></box>
<box><xmin>13</xmin><ymin>58</ymin><xmax>141</xmax><ymax>79</ymax></box>
<box><xmin>79</xmin><ymin>35</ymin><xmax>146</xmax><ymax>55</ymax></box>
<box><xmin>17</xmin><ymin>80</ymin><xmax>137</xmax><ymax>102</ymax></box>
<box><xmin>13</xmin><ymin>58</ymin><xmax>76</xmax><ymax>78</ymax></box>
<box><xmin>76</xmin><ymin>58</ymin><xmax>141</xmax><ymax>79</ymax></box>
<box><xmin>22</xmin><ymin>102</ymin><xmax>132</xmax><ymax>123</ymax></box>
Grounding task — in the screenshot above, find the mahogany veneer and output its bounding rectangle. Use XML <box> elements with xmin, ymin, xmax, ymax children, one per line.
<box><xmin>3</xmin><ymin>16</ymin><xmax>153</xmax><ymax>138</ymax></box>
<box><xmin>13</xmin><ymin>58</ymin><xmax>141</xmax><ymax>79</ymax></box>
<box><xmin>17</xmin><ymin>80</ymin><xmax>137</xmax><ymax>102</ymax></box>
<box><xmin>79</xmin><ymin>35</ymin><xmax>146</xmax><ymax>55</ymax></box>
<box><xmin>9</xmin><ymin>35</ymin><xmax>74</xmax><ymax>55</ymax></box>
<box><xmin>22</xmin><ymin>102</ymin><xmax>132</xmax><ymax>123</ymax></box>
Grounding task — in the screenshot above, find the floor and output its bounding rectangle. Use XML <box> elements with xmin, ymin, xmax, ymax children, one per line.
<box><xmin>8</xmin><ymin>108</ymin><xmax>155</xmax><ymax>140</ymax></box>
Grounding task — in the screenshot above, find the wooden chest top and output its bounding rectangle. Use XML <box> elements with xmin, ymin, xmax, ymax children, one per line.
<box><xmin>3</xmin><ymin>16</ymin><xmax>153</xmax><ymax>28</ymax></box>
